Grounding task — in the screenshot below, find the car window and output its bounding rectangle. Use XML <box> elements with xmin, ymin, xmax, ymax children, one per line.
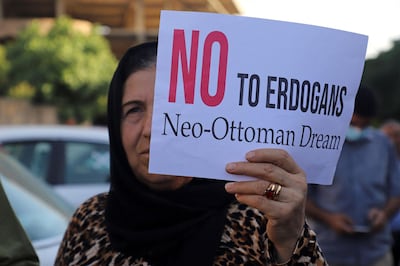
<box><xmin>1</xmin><ymin>142</ymin><xmax>51</xmax><ymax>182</ymax></box>
<box><xmin>64</xmin><ymin>142</ymin><xmax>110</xmax><ymax>184</ymax></box>
<box><xmin>0</xmin><ymin>175</ymin><xmax>68</xmax><ymax>241</ymax></box>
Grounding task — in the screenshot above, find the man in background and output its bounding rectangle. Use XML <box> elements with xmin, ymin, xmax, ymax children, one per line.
<box><xmin>381</xmin><ymin>119</ymin><xmax>400</xmax><ymax>159</ymax></box>
<box><xmin>381</xmin><ymin>119</ymin><xmax>400</xmax><ymax>266</ymax></box>
<box><xmin>306</xmin><ymin>85</ymin><xmax>400</xmax><ymax>266</ymax></box>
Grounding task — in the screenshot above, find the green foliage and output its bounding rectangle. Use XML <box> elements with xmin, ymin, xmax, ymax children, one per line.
<box><xmin>0</xmin><ymin>45</ymin><xmax>10</xmax><ymax>95</ymax></box>
<box><xmin>6</xmin><ymin>16</ymin><xmax>117</xmax><ymax>123</ymax></box>
<box><xmin>7</xmin><ymin>81</ymin><xmax>35</xmax><ymax>99</ymax></box>
<box><xmin>362</xmin><ymin>40</ymin><xmax>400</xmax><ymax>122</ymax></box>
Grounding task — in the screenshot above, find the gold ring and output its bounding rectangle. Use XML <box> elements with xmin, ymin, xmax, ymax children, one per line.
<box><xmin>263</xmin><ymin>183</ymin><xmax>282</xmax><ymax>200</ymax></box>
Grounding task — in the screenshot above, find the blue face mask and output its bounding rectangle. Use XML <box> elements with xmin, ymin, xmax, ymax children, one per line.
<box><xmin>346</xmin><ymin>126</ymin><xmax>363</xmax><ymax>141</ymax></box>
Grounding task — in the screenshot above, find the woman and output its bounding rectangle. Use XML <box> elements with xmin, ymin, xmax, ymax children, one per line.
<box><xmin>55</xmin><ymin>41</ymin><xmax>327</xmax><ymax>265</ymax></box>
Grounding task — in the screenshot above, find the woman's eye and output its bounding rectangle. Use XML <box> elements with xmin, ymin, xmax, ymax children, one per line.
<box><xmin>122</xmin><ymin>105</ymin><xmax>144</xmax><ymax>122</ymax></box>
<box><xmin>126</xmin><ymin>106</ymin><xmax>142</xmax><ymax>115</ymax></box>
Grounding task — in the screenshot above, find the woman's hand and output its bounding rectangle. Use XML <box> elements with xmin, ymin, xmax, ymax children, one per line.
<box><xmin>224</xmin><ymin>148</ymin><xmax>307</xmax><ymax>263</ymax></box>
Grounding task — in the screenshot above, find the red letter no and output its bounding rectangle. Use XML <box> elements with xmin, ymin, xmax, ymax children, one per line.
<box><xmin>200</xmin><ymin>31</ymin><xmax>228</xmax><ymax>107</ymax></box>
<box><xmin>168</xmin><ymin>30</ymin><xmax>228</xmax><ymax>107</ymax></box>
<box><xmin>169</xmin><ymin>29</ymin><xmax>199</xmax><ymax>104</ymax></box>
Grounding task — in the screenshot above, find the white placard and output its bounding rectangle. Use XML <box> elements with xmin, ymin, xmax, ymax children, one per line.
<box><xmin>149</xmin><ymin>11</ymin><xmax>368</xmax><ymax>185</ymax></box>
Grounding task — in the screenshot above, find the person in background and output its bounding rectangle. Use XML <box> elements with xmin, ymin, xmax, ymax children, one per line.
<box><xmin>55</xmin><ymin>41</ymin><xmax>327</xmax><ymax>265</ymax></box>
<box><xmin>381</xmin><ymin>119</ymin><xmax>400</xmax><ymax>266</ymax></box>
<box><xmin>306</xmin><ymin>85</ymin><xmax>400</xmax><ymax>266</ymax></box>
<box><xmin>381</xmin><ymin>119</ymin><xmax>400</xmax><ymax>159</ymax></box>
<box><xmin>0</xmin><ymin>178</ymin><xmax>39</xmax><ymax>266</ymax></box>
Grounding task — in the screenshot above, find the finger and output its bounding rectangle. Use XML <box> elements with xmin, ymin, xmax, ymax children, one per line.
<box><xmin>234</xmin><ymin>193</ymin><xmax>288</xmax><ymax>218</ymax></box>
<box><xmin>226</xmin><ymin>161</ymin><xmax>304</xmax><ymax>188</ymax></box>
<box><xmin>342</xmin><ymin>225</ymin><xmax>354</xmax><ymax>234</ymax></box>
<box><xmin>370</xmin><ymin>212</ymin><xmax>385</xmax><ymax>228</ymax></box>
<box><xmin>225</xmin><ymin>181</ymin><xmax>300</xmax><ymax>203</ymax></box>
<box><xmin>341</xmin><ymin>216</ymin><xmax>354</xmax><ymax>233</ymax></box>
<box><xmin>368</xmin><ymin>208</ymin><xmax>380</xmax><ymax>220</ymax></box>
<box><xmin>343</xmin><ymin>216</ymin><xmax>354</xmax><ymax>226</ymax></box>
<box><xmin>225</xmin><ymin>180</ymin><xmax>268</xmax><ymax>196</ymax></box>
<box><xmin>246</xmin><ymin>149</ymin><xmax>304</xmax><ymax>175</ymax></box>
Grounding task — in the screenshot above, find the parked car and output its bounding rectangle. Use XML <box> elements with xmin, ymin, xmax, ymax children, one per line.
<box><xmin>0</xmin><ymin>151</ymin><xmax>75</xmax><ymax>265</ymax></box>
<box><xmin>0</xmin><ymin>125</ymin><xmax>110</xmax><ymax>207</ymax></box>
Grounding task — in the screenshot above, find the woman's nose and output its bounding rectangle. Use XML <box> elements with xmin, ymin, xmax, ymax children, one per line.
<box><xmin>143</xmin><ymin>111</ymin><xmax>152</xmax><ymax>137</ymax></box>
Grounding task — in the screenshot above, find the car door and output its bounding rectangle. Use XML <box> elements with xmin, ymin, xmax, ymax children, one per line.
<box><xmin>50</xmin><ymin>141</ymin><xmax>110</xmax><ymax>207</ymax></box>
<box><xmin>1</xmin><ymin>141</ymin><xmax>58</xmax><ymax>183</ymax></box>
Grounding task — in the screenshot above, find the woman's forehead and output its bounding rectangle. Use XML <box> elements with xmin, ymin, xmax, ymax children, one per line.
<box><xmin>122</xmin><ymin>68</ymin><xmax>156</xmax><ymax>99</ymax></box>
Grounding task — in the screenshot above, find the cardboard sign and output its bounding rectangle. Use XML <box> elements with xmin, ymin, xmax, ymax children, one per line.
<box><xmin>149</xmin><ymin>11</ymin><xmax>368</xmax><ymax>185</ymax></box>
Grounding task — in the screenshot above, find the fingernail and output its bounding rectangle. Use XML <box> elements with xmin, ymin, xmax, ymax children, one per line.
<box><xmin>226</xmin><ymin>163</ymin><xmax>236</xmax><ymax>171</ymax></box>
<box><xmin>225</xmin><ymin>182</ymin><xmax>233</xmax><ymax>191</ymax></box>
<box><xmin>246</xmin><ymin>151</ymin><xmax>255</xmax><ymax>160</ymax></box>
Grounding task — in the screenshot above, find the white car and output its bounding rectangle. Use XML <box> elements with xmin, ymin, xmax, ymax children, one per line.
<box><xmin>0</xmin><ymin>125</ymin><xmax>110</xmax><ymax>207</ymax></box>
<box><xmin>0</xmin><ymin>151</ymin><xmax>75</xmax><ymax>265</ymax></box>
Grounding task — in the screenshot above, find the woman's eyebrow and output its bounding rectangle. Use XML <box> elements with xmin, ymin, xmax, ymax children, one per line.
<box><xmin>122</xmin><ymin>100</ymin><xmax>142</xmax><ymax>108</ymax></box>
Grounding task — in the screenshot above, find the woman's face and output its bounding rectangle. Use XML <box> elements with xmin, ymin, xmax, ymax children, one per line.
<box><xmin>121</xmin><ymin>66</ymin><xmax>192</xmax><ymax>191</ymax></box>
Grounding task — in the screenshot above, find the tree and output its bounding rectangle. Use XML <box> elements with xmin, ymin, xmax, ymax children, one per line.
<box><xmin>362</xmin><ymin>40</ymin><xmax>400</xmax><ymax>121</ymax></box>
<box><xmin>0</xmin><ymin>45</ymin><xmax>10</xmax><ymax>95</ymax></box>
<box><xmin>6</xmin><ymin>16</ymin><xmax>117</xmax><ymax>123</ymax></box>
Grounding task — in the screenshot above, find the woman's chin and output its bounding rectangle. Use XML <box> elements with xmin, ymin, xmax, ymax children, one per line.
<box><xmin>140</xmin><ymin>174</ymin><xmax>193</xmax><ymax>191</ymax></box>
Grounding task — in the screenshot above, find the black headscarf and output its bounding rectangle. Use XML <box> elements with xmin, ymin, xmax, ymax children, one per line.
<box><xmin>105</xmin><ymin>42</ymin><xmax>235</xmax><ymax>266</ymax></box>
